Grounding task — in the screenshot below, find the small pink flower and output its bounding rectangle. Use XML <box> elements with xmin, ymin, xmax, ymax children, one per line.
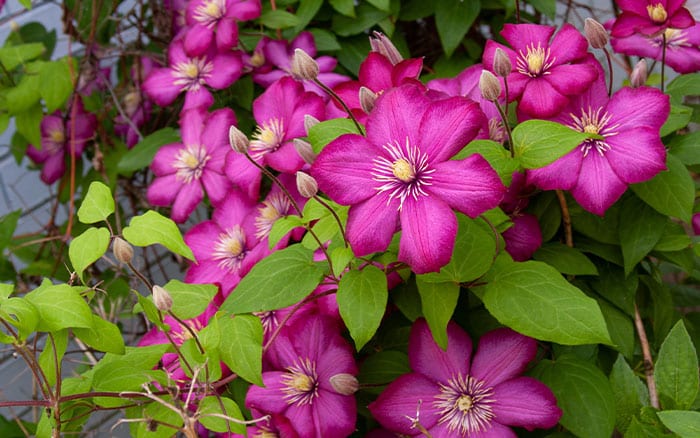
<box><xmin>147</xmin><ymin>108</ymin><xmax>236</xmax><ymax>222</ymax></box>
<box><xmin>611</xmin><ymin>0</ymin><xmax>696</xmax><ymax>37</ymax></box>
<box><xmin>183</xmin><ymin>0</ymin><xmax>261</xmax><ymax>56</ymax></box>
<box><xmin>369</xmin><ymin>319</ymin><xmax>562</xmax><ymax>436</ymax></box>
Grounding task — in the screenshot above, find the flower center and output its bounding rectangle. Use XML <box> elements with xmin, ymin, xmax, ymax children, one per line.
<box><xmin>433</xmin><ymin>374</ymin><xmax>496</xmax><ymax>435</ymax></box>
<box><xmin>516</xmin><ymin>43</ymin><xmax>555</xmax><ymax>77</ymax></box>
<box><xmin>174</xmin><ymin>144</ymin><xmax>210</xmax><ymax>183</ymax></box>
<box><xmin>647</xmin><ymin>3</ymin><xmax>668</xmax><ymax>23</ymax></box>
<box><xmin>569</xmin><ymin>106</ymin><xmax>620</xmax><ymax>157</ymax></box>
<box><xmin>253</xmin><ymin>310</ymin><xmax>278</xmax><ymax>335</ymax></box>
<box><xmin>281</xmin><ymin>358</ymin><xmax>319</xmax><ymax>406</ymax></box>
<box><xmin>255</xmin><ymin>191</ymin><xmax>292</xmax><ymax>239</ymax></box>
<box><xmin>49</xmin><ymin>128</ymin><xmax>65</xmax><ymax>144</ymax></box>
<box><xmin>488</xmin><ymin>117</ymin><xmax>506</xmax><ymax>144</ymax></box>
<box><xmin>372</xmin><ymin>138</ymin><xmax>435</xmax><ymax>211</ymax></box>
<box><xmin>173</xmin><ymin>58</ymin><xmax>214</xmax><ymax>91</ymax></box>
<box><xmin>654</xmin><ymin>28</ymin><xmax>688</xmax><ymax>48</ymax></box>
<box><xmin>212</xmin><ymin>225</ymin><xmax>247</xmax><ymax>272</ymax></box>
<box><xmin>249</xmin><ymin>118</ymin><xmax>286</xmax><ymax>160</ymax></box>
<box><xmin>249</xmin><ymin>51</ymin><xmax>266</xmax><ymax>68</ymax></box>
<box><xmin>194</xmin><ymin>0</ymin><xmax>226</xmax><ymax>26</ymax></box>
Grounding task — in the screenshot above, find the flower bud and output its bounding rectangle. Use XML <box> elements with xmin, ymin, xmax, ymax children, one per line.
<box><xmin>294</xmin><ymin>138</ymin><xmax>316</xmax><ymax>165</ymax></box>
<box><xmin>370</xmin><ymin>31</ymin><xmax>403</xmax><ymax>65</ymax></box>
<box><xmin>479</xmin><ymin>70</ymin><xmax>502</xmax><ymax>102</ymax></box>
<box><xmin>229</xmin><ymin>125</ymin><xmax>249</xmax><ymax>153</ymax></box>
<box><xmin>152</xmin><ymin>285</ymin><xmax>173</xmax><ymax>312</ymax></box>
<box><xmin>295</xmin><ymin>171</ymin><xmax>318</xmax><ymax>198</ymax></box>
<box><xmin>329</xmin><ymin>373</ymin><xmax>359</xmax><ymax>396</ymax></box>
<box><xmin>359</xmin><ymin>86</ymin><xmax>377</xmax><ymax>114</ymax></box>
<box><xmin>630</xmin><ymin>59</ymin><xmax>648</xmax><ymax>88</ymax></box>
<box><xmin>304</xmin><ymin>114</ymin><xmax>320</xmax><ymax>135</ymax></box>
<box><xmin>493</xmin><ymin>48</ymin><xmax>512</xmax><ymax>77</ymax></box>
<box><xmin>584</xmin><ymin>18</ymin><xmax>608</xmax><ymax>49</ymax></box>
<box><xmin>291</xmin><ymin>49</ymin><xmax>319</xmax><ymax>81</ymax></box>
<box><xmin>10</xmin><ymin>21</ymin><xmax>20</xmax><ymax>33</ymax></box>
<box><xmin>112</xmin><ymin>236</ymin><xmax>133</xmax><ymax>264</ymax></box>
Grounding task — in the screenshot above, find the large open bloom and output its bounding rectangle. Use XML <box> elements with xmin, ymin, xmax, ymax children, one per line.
<box><xmin>311</xmin><ymin>83</ymin><xmax>505</xmax><ymax>274</ymax></box>
<box><xmin>482</xmin><ymin>23</ymin><xmax>598</xmax><ymax>119</ymax></box>
<box><xmin>611</xmin><ymin>0</ymin><xmax>695</xmax><ymax>37</ymax></box>
<box><xmin>183</xmin><ymin>0</ymin><xmax>261</xmax><ymax>56</ymax></box>
<box><xmin>246</xmin><ymin>315</ymin><xmax>357</xmax><ymax>438</ymax></box>
<box><xmin>527</xmin><ymin>73</ymin><xmax>669</xmax><ymax>215</ymax></box>
<box><xmin>147</xmin><ymin>108</ymin><xmax>235</xmax><ymax>222</ymax></box>
<box><xmin>369</xmin><ymin>319</ymin><xmax>562</xmax><ymax>437</ymax></box>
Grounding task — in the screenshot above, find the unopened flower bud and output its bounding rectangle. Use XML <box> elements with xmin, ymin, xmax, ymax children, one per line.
<box><xmin>493</xmin><ymin>48</ymin><xmax>512</xmax><ymax>77</ymax></box>
<box><xmin>10</xmin><ymin>21</ymin><xmax>20</xmax><ymax>33</ymax></box>
<box><xmin>291</xmin><ymin>49</ymin><xmax>319</xmax><ymax>81</ymax></box>
<box><xmin>294</xmin><ymin>138</ymin><xmax>316</xmax><ymax>165</ymax></box>
<box><xmin>584</xmin><ymin>18</ymin><xmax>608</xmax><ymax>49</ymax></box>
<box><xmin>359</xmin><ymin>86</ymin><xmax>377</xmax><ymax>114</ymax></box>
<box><xmin>370</xmin><ymin>31</ymin><xmax>403</xmax><ymax>65</ymax></box>
<box><xmin>152</xmin><ymin>285</ymin><xmax>173</xmax><ymax>312</ymax></box>
<box><xmin>295</xmin><ymin>171</ymin><xmax>318</xmax><ymax>198</ymax></box>
<box><xmin>112</xmin><ymin>237</ymin><xmax>133</xmax><ymax>264</ymax></box>
<box><xmin>304</xmin><ymin>114</ymin><xmax>320</xmax><ymax>135</ymax></box>
<box><xmin>479</xmin><ymin>70</ymin><xmax>502</xmax><ymax>101</ymax></box>
<box><xmin>630</xmin><ymin>59</ymin><xmax>648</xmax><ymax>88</ymax></box>
<box><xmin>329</xmin><ymin>373</ymin><xmax>359</xmax><ymax>395</ymax></box>
<box><xmin>229</xmin><ymin>125</ymin><xmax>249</xmax><ymax>153</ymax></box>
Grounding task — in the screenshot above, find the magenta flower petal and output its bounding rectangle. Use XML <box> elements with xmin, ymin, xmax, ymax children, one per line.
<box><xmin>369</xmin><ymin>373</ymin><xmax>442</xmax><ymax>434</ymax></box>
<box><xmin>518</xmin><ymin>79</ymin><xmax>568</xmax><ymax>119</ymax></box>
<box><xmin>184</xmin><ymin>24</ymin><xmax>213</xmax><ymax>56</ymax></box>
<box><xmin>571</xmin><ymin>152</ymin><xmax>628</xmax><ymax>216</ymax></box>
<box><xmin>246</xmin><ymin>371</ymin><xmax>290</xmax><ymax>414</ymax></box>
<box><xmin>470</xmin><ymin>328</ymin><xmax>537</xmax><ymax>387</ymax></box>
<box><xmin>429</xmin><ymin>420</ymin><xmax>518</xmax><ymax>438</ymax></box>
<box><xmin>225</xmin><ymin>151</ymin><xmax>262</xmax><ymax>201</ymax></box>
<box><xmin>185</xmin><ymin>221</ymin><xmax>224</xmax><ymax>261</ymax></box>
<box><xmin>183</xmin><ymin>87</ymin><xmax>214</xmax><ymax>110</ymax></box>
<box><xmin>207</xmin><ymin>52</ymin><xmax>243</xmax><ymax>89</ymax></box>
<box><xmin>428</xmin><ymin>155</ymin><xmax>505</xmax><ymax>218</ymax></box>
<box><xmin>501</xmin><ymin>23</ymin><xmax>556</xmax><ymax>53</ymax></box>
<box><xmin>491</xmin><ymin>377</ymin><xmax>562</xmax><ymax>430</ymax></box>
<box><xmin>41</xmin><ymin>153</ymin><xmax>66</xmax><ymax>184</ymax></box>
<box><xmin>605</xmin><ymin>86</ymin><xmax>669</xmax><ymax>130</ymax></box>
<box><xmin>229</xmin><ymin>0</ymin><xmax>262</xmax><ymax>20</ymax></box>
<box><xmin>417</xmin><ymin>96</ymin><xmax>485</xmax><ymax>162</ymax></box>
<box><xmin>527</xmin><ymin>147</ymin><xmax>583</xmax><ymax>191</ymax></box>
<box><xmin>359</xmin><ymin>52</ymin><xmax>394</xmax><ymax>91</ymax></box>
<box><xmin>366</xmin><ymin>84</ymin><xmax>427</xmax><ymax>148</ymax></box>
<box><xmin>310</xmin><ymin>134</ymin><xmax>378</xmax><ymax>205</ymax></box>
<box><xmin>180</xmin><ymin>109</ymin><xmax>205</xmax><ymax>146</ymax></box>
<box><xmin>200</xmin><ymin>108</ymin><xmax>237</xmax><ymax>148</ymax></box>
<box><xmin>548</xmin><ymin>23</ymin><xmax>590</xmax><ymax>64</ymax></box>
<box><xmin>503</xmin><ymin>213</ymin><xmax>543</xmax><ymax>262</ymax></box>
<box><xmin>346</xmin><ymin>194</ymin><xmax>400</xmax><ymax>256</ymax></box>
<box><xmin>546</xmin><ymin>63</ymin><xmax>598</xmax><ymax>96</ymax></box>
<box><xmin>171</xmin><ymin>181</ymin><xmax>204</xmax><ymax>222</ymax></box>
<box><xmin>265</xmin><ymin>141</ymin><xmax>305</xmax><ymax>173</ymax></box>
<box><xmin>605</xmin><ymin>128</ymin><xmax>666</xmax><ymax>183</ymax></box>
<box><xmin>399</xmin><ymin>196</ymin><xmax>457</xmax><ymax>274</ymax></box>
<box><xmin>147</xmin><ymin>174</ymin><xmax>180</xmax><ymax>206</ymax></box>
<box><xmin>409</xmin><ymin>319</ymin><xmax>472</xmax><ymax>383</ymax></box>
<box><xmin>201</xmin><ymin>171</ymin><xmax>231</xmax><ymax>205</ymax></box>
<box><xmin>142</xmin><ymin>68</ymin><xmax>181</xmax><ymax>107</ymax></box>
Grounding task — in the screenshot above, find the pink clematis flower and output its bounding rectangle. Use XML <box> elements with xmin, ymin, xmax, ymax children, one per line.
<box><xmin>369</xmin><ymin>319</ymin><xmax>562</xmax><ymax>437</ymax></box>
<box><xmin>147</xmin><ymin>108</ymin><xmax>236</xmax><ymax>222</ymax></box>
<box><xmin>246</xmin><ymin>315</ymin><xmax>358</xmax><ymax>438</ymax></box>
<box><xmin>27</xmin><ymin>99</ymin><xmax>97</xmax><ymax>185</ymax></box>
<box><xmin>226</xmin><ymin>76</ymin><xmax>325</xmax><ymax>192</ymax></box>
<box><xmin>611</xmin><ymin>0</ymin><xmax>696</xmax><ymax>37</ymax></box>
<box><xmin>527</xmin><ymin>71</ymin><xmax>669</xmax><ymax>216</ymax></box>
<box><xmin>482</xmin><ymin>23</ymin><xmax>599</xmax><ymax>119</ymax></box>
<box><xmin>184</xmin><ymin>190</ymin><xmax>271</xmax><ymax>296</ymax></box>
<box><xmin>142</xmin><ymin>39</ymin><xmax>242</xmax><ymax>110</ymax></box>
<box><xmin>183</xmin><ymin>0</ymin><xmax>261</xmax><ymax>56</ymax></box>
<box><xmin>311</xmin><ymin>83</ymin><xmax>505</xmax><ymax>274</ymax></box>
<box><xmin>250</xmin><ymin>31</ymin><xmax>349</xmax><ymax>97</ymax></box>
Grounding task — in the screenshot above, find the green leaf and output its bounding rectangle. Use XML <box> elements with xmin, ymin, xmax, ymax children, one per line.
<box><xmin>218</xmin><ymin>315</ymin><xmax>263</xmax><ymax>386</ymax></box>
<box><xmin>531</xmin><ymin>356</ymin><xmax>615</xmax><ymax>438</ymax></box>
<box><xmin>268</xmin><ymin>215</ymin><xmax>304</xmax><ymax>249</ymax></box>
<box><xmin>668</xmin><ymin>131</ymin><xmax>700</xmax><ymax>165</ymax></box>
<box><xmin>654</xmin><ymin>320</ymin><xmax>699</xmax><ymax>409</ymax></box>
<box><xmin>161</xmin><ymin>280</ymin><xmax>217</xmax><ymax>320</ymax></box>
<box><xmin>133</xmin><ymin>292</ymin><xmax>167</xmax><ymax>331</ymax></box>
<box><xmin>419</xmin><ymin>215</ymin><xmax>496</xmax><ymax>283</ymax></box>
<box><xmin>482</xmin><ymin>259</ymin><xmax>612</xmax><ymax>345</ymax></box>
<box><xmin>260</xmin><ymin>9</ymin><xmax>300</xmax><ymax>29</ymax></box>
<box><xmin>123</xmin><ymin>210</ymin><xmax>194</xmax><ymax>261</ymax></box>
<box><xmin>221</xmin><ymin>244</ymin><xmax>325</xmax><ymax>314</ymax></box>
<box><xmin>529</xmin><ymin>191</ymin><xmax>562</xmax><ymax>242</ymax></box>
<box><xmin>435</xmin><ymin>0</ymin><xmax>480</xmax><ymax>57</ymax></box>
<box><xmin>39</xmin><ymin>58</ymin><xmax>74</xmax><ymax>112</ymax></box>
<box><xmin>533</xmin><ymin>243</ymin><xmax>598</xmax><ymax>276</ymax></box>
<box><xmin>660</xmin><ymin>104</ymin><xmax>692</xmax><ymax>137</ymax></box>
<box><xmin>0</xmin><ymin>210</ymin><xmax>21</xmax><ymax>252</ymax></box>
<box><xmin>309</xmin><ymin>28</ymin><xmax>341</xmax><ymax>51</ymax></box>
<box><xmin>6</xmin><ymin>70</ymin><xmax>42</xmax><ymax>114</ymax></box>
<box><xmin>416</xmin><ymin>278</ymin><xmax>459</xmax><ymax>350</ymax></box>
<box><xmin>366</xmin><ymin>0</ymin><xmax>390</xmax><ymax>12</ymax></box>
<box><xmin>0</xmin><ymin>43</ymin><xmax>45</xmax><ymax>70</ymax></box>
<box><xmin>653</xmin><ymin>221</ymin><xmax>691</xmax><ymax>252</ymax></box>
<box><xmin>512</xmin><ymin>120</ymin><xmax>589</xmax><ymax>169</ymax></box>
<box><xmin>618</xmin><ymin>195</ymin><xmax>667</xmax><ymax>275</ymax></box>
<box><xmin>15</xmin><ymin>103</ymin><xmax>43</xmax><ymax>147</ymax></box>
<box><xmin>329</xmin><ymin>0</ymin><xmax>356</xmax><ymax>17</ymax></box>
<box><xmin>0</xmin><ymin>297</ymin><xmax>39</xmax><ymax>341</ymax></box>
<box><xmin>294</xmin><ymin>0</ymin><xmax>324</xmax><ymax>33</ymax></box>
<box><xmin>337</xmin><ymin>265</ymin><xmax>388</xmax><ymax>350</ymax></box>
<box><xmin>457</xmin><ymin>140</ymin><xmax>519</xmax><ymax>186</ymax></box>
<box><xmin>667</xmin><ymin>73</ymin><xmax>700</xmax><ymax>102</ymax></box>
<box><xmin>528</xmin><ymin>0</ymin><xmax>556</xmax><ymax>18</ymax></box>
<box><xmin>69</xmin><ymin>227</ymin><xmax>110</xmax><ymax>283</ymax></box>
<box><xmin>358</xmin><ymin>350</ymin><xmax>410</xmax><ymax>388</ymax></box>
<box><xmin>24</xmin><ymin>284</ymin><xmax>94</xmax><ymax>332</ymax></box>
<box><xmin>332</xmin><ymin>3</ymin><xmax>389</xmax><ymax>36</ymax></box>
<box><xmin>117</xmin><ymin>128</ymin><xmax>180</xmax><ymax>174</ymax></box>
<box><xmin>198</xmin><ymin>396</ymin><xmax>245</xmax><ymax>434</ymax></box>
<box><xmin>610</xmin><ymin>354</ymin><xmax>649</xmax><ymax>433</ymax></box>
<box><xmin>598</xmin><ymin>300</ymin><xmax>634</xmax><ymax>359</ymax></box>
<box><xmin>73</xmin><ymin>314</ymin><xmax>125</xmax><ymax>354</ymax></box>
<box><xmin>77</xmin><ymin>181</ymin><xmax>115</xmax><ymax>224</ymax></box>
<box><xmin>307</xmin><ymin>118</ymin><xmax>360</xmax><ymax>153</ymax></box>
<box><xmin>631</xmin><ymin>153</ymin><xmax>694</xmax><ymax>222</ymax></box>
<box><xmin>0</xmin><ymin>284</ymin><xmax>12</xmax><ymax>301</ymax></box>
<box><xmin>38</xmin><ymin>329</ymin><xmax>68</xmax><ymax>386</ymax></box>
<box><xmin>657</xmin><ymin>411</ymin><xmax>700</xmax><ymax>437</ymax></box>
<box><xmin>330</xmin><ymin>246</ymin><xmax>354</xmax><ymax>272</ymax></box>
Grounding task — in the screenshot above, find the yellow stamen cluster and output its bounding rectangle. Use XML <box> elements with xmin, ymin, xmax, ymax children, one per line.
<box><xmin>647</xmin><ymin>3</ymin><xmax>668</xmax><ymax>23</ymax></box>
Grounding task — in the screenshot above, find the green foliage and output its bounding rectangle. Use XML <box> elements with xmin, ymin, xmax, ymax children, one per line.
<box><xmin>435</xmin><ymin>0</ymin><xmax>480</xmax><ymax>57</ymax></box>
<box><xmin>631</xmin><ymin>153</ymin><xmax>694</xmax><ymax>222</ymax></box>
<box><xmin>24</xmin><ymin>283</ymin><xmax>94</xmax><ymax>332</ymax></box>
<box><xmin>218</xmin><ymin>315</ymin><xmax>263</xmax><ymax>386</ymax></box>
<box><xmin>162</xmin><ymin>280</ymin><xmax>218</xmax><ymax>320</ymax></box>
<box><xmin>657</xmin><ymin>411</ymin><xmax>700</xmax><ymax>437</ymax></box>
<box><xmin>533</xmin><ymin>243</ymin><xmax>598</xmax><ymax>276</ymax></box>
<box><xmin>77</xmin><ymin>181</ymin><xmax>115</xmax><ymax>224</ymax></box>
<box><xmin>198</xmin><ymin>396</ymin><xmax>246</xmax><ymax>434</ymax></box>
<box><xmin>308</xmin><ymin>118</ymin><xmax>360</xmax><ymax>153</ymax></box>
<box><xmin>609</xmin><ymin>355</ymin><xmax>649</xmax><ymax>433</ymax></box>
<box><xmin>117</xmin><ymin>128</ymin><xmax>181</xmax><ymax>174</ymax></box>
<box><xmin>122</xmin><ymin>210</ymin><xmax>195</xmax><ymax>261</ymax></box>
<box><xmin>512</xmin><ymin>120</ymin><xmax>590</xmax><ymax>169</ymax></box>
<box><xmin>337</xmin><ymin>264</ymin><xmax>388</xmax><ymax>350</ymax></box>
<box><xmin>416</xmin><ymin>277</ymin><xmax>459</xmax><ymax>350</ymax></box>
<box><xmin>654</xmin><ymin>321</ymin><xmax>699</xmax><ymax>410</ymax></box>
